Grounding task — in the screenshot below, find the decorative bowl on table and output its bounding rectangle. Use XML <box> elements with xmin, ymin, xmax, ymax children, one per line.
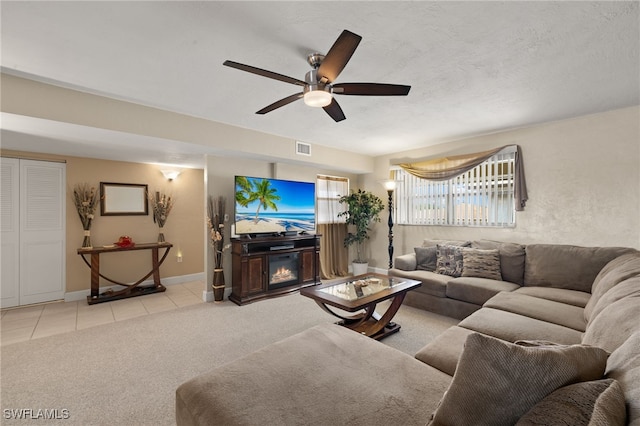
<box><xmin>114</xmin><ymin>235</ymin><xmax>135</xmax><ymax>248</ymax></box>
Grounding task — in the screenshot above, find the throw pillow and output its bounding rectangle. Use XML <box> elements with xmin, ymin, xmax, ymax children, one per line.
<box><xmin>461</xmin><ymin>248</ymin><xmax>502</xmax><ymax>280</ymax></box>
<box><xmin>435</xmin><ymin>244</ymin><xmax>464</xmax><ymax>277</ymax></box>
<box><xmin>516</xmin><ymin>379</ymin><xmax>626</xmax><ymax>426</ymax></box>
<box><xmin>414</xmin><ymin>246</ymin><xmax>437</xmax><ymax>271</ymax></box>
<box><xmin>428</xmin><ymin>333</ymin><xmax>609</xmax><ymax>426</ymax></box>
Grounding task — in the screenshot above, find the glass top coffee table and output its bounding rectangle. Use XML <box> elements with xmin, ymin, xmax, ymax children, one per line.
<box><xmin>300</xmin><ymin>273</ymin><xmax>421</xmax><ymax>340</ymax></box>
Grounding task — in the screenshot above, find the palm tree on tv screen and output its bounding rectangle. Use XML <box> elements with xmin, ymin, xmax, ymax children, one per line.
<box><xmin>236</xmin><ymin>178</ymin><xmax>281</xmax><ymax>224</ymax></box>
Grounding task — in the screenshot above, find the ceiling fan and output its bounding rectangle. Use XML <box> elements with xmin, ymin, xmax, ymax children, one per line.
<box><xmin>223</xmin><ymin>29</ymin><xmax>411</xmax><ymax>122</ymax></box>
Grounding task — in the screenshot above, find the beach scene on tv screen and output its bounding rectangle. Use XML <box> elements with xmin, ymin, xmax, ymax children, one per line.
<box><xmin>235</xmin><ymin>176</ymin><xmax>316</xmax><ymax>234</ymax></box>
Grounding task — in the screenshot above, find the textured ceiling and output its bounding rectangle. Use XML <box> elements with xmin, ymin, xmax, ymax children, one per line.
<box><xmin>1</xmin><ymin>1</ymin><xmax>639</xmax><ymax>167</ymax></box>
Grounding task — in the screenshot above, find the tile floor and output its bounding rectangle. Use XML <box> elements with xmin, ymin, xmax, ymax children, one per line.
<box><xmin>0</xmin><ymin>280</ymin><xmax>205</xmax><ymax>346</ymax></box>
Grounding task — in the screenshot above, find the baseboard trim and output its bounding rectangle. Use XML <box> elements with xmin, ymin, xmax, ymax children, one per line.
<box><xmin>347</xmin><ymin>265</ymin><xmax>388</xmax><ymax>275</ymax></box>
<box><xmin>203</xmin><ymin>287</ymin><xmax>233</xmax><ymax>303</ymax></box>
<box><xmin>64</xmin><ymin>272</ymin><xmax>206</xmax><ymax>302</ymax></box>
<box><xmin>370</xmin><ymin>266</ymin><xmax>388</xmax><ymax>275</ymax></box>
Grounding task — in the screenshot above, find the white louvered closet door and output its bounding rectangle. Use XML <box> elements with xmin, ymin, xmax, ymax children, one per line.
<box><xmin>1</xmin><ymin>158</ymin><xmax>21</xmax><ymax>307</ymax></box>
<box><xmin>1</xmin><ymin>158</ymin><xmax>66</xmax><ymax>307</ymax></box>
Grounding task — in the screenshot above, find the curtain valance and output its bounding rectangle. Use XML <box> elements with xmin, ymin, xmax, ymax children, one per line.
<box><xmin>398</xmin><ymin>145</ymin><xmax>528</xmax><ymax>211</ymax></box>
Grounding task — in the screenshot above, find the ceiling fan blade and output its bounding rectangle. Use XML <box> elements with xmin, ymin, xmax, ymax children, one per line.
<box><xmin>223</xmin><ymin>60</ymin><xmax>306</xmax><ymax>87</ymax></box>
<box><xmin>256</xmin><ymin>93</ymin><xmax>304</xmax><ymax>115</ymax></box>
<box><xmin>322</xmin><ymin>98</ymin><xmax>346</xmax><ymax>122</ymax></box>
<box><xmin>332</xmin><ymin>83</ymin><xmax>411</xmax><ymax>96</ymax></box>
<box><xmin>317</xmin><ymin>30</ymin><xmax>362</xmax><ymax>83</ymax></box>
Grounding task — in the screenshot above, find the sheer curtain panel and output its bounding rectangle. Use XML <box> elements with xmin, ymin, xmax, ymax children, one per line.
<box><xmin>316</xmin><ymin>175</ymin><xmax>349</xmax><ymax>279</ymax></box>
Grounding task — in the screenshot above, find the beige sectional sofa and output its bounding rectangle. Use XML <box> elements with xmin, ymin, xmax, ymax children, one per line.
<box><xmin>176</xmin><ymin>243</ymin><xmax>640</xmax><ymax>425</ymax></box>
<box><xmin>389</xmin><ymin>239</ymin><xmax>635</xmax><ymax>320</ymax></box>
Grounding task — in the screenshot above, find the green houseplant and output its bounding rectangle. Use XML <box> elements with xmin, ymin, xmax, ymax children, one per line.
<box><xmin>338</xmin><ymin>189</ymin><xmax>384</xmax><ymax>274</ymax></box>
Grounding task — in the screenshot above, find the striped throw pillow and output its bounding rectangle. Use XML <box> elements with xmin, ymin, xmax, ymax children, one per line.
<box><xmin>461</xmin><ymin>248</ymin><xmax>502</xmax><ymax>280</ymax></box>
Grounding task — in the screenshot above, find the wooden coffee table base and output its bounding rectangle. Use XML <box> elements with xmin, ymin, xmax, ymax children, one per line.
<box><xmin>315</xmin><ymin>292</ymin><xmax>407</xmax><ymax>340</ymax></box>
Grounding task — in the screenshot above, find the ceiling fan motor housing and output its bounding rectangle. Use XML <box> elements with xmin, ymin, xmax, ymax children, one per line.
<box><xmin>303</xmin><ymin>68</ymin><xmax>332</xmax><ymax>107</ymax></box>
<box><xmin>305</xmin><ymin>69</ymin><xmax>331</xmax><ymax>93</ymax></box>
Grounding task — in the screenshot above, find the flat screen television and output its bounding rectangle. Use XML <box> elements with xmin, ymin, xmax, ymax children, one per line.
<box><xmin>234</xmin><ymin>176</ymin><xmax>316</xmax><ymax>236</ymax></box>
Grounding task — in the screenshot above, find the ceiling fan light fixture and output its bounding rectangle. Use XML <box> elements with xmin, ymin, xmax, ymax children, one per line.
<box><xmin>303</xmin><ymin>88</ymin><xmax>332</xmax><ymax>107</ymax></box>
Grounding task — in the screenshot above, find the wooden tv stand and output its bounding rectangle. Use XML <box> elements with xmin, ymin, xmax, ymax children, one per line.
<box><xmin>229</xmin><ymin>234</ymin><xmax>320</xmax><ymax>305</ymax></box>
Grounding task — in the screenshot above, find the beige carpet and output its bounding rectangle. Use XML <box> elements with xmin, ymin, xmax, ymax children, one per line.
<box><xmin>0</xmin><ymin>294</ymin><xmax>457</xmax><ymax>425</ymax></box>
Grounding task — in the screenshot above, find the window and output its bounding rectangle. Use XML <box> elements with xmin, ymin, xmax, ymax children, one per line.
<box><xmin>316</xmin><ymin>175</ymin><xmax>349</xmax><ymax>224</ymax></box>
<box><xmin>392</xmin><ymin>146</ymin><xmax>517</xmax><ymax>227</ymax></box>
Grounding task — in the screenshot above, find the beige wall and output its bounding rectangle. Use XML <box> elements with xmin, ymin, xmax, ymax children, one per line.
<box><xmin>0</xmin><ymin>149</ymin><xmax>204</xmax><ymax>294</ymax></box>
<box><xmin>364</xmin><ymin>106</ymin><xmax>640</xmax><ymax>270</ymax></box>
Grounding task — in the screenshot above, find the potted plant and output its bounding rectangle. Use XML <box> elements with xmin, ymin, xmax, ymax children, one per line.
<box><xmin>338</xmin><ymin>189</ymin><xmax>384</xmax><ymax>275</ymax></box>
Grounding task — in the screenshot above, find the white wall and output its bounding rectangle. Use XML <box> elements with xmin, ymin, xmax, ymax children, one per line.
<box><xmin>366</xmin><ymin>106</ymin><xmax>640</xmax><ymax>269</ymax></box>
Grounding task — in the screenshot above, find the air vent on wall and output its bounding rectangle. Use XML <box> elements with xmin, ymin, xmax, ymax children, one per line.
<box><xmin>296</xmin><ymin>141</ymin><xmax>311</xmax><ymax>156</ymax></box>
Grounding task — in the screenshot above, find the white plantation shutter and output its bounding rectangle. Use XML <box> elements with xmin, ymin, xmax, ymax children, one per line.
<box><xmin>316</xmin><ymin>175</ymin><xmax>348</xmax><ymax>224</ymax></box>
<box><xmin>393</xmin><ymin>146</ymin><xmax>516</xmax><ymax>227</ymax></box>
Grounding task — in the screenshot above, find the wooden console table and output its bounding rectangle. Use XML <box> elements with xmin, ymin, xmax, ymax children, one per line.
<box><xmin>77</xmin><ymin>242</ymin><xmax>173</xmax><ymax>305</ymax></box>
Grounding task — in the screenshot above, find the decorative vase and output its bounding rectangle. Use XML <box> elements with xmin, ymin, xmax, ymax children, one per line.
<box><xmin>82</xmin><ymin>230</ymin><xmax>92</xmax><ymax>248</ymax></box>
<box><xmin>158</xmin><ymin>227</ymin><xmax>165</xmax><ymax>243</ymax></box>
<box><xmin>212</xmin><ymin>268</ymin><xmax>225</xmax><ymax>302</ymax></box>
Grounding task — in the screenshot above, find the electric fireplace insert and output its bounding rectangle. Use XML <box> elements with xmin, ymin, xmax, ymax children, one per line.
<box><xmin>268</xmin><ymin>252</ymin><xmax>299</xmax><ymax>289</ymax></box>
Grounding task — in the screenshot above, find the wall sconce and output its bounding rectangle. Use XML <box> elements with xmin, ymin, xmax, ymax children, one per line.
<box><xmin>161</xmin><ymin>169</ymin><xmax>181</xmax><ymax>181</ymax></box>
<box><xmin>380</xmin><ymin>180</ymin><xmax>398</xmax><ymax>269</ymax></box>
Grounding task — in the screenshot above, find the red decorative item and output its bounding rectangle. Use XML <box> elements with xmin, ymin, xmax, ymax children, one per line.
<box><xmin>115</xmin><ymin>235</ymin><xmax>135</xmax><ymax>248</ymax></box>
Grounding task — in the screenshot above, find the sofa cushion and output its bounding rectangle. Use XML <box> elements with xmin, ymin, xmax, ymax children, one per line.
<box><xmin>404</xmin><ymin>291</ymin><xmax>481</xmax><ymax>320</ymax></box>
<box><xmin>514</xmin><ymin>286</ymin><xmax>591</xmax><ymax>308</ymax></box>
<box><xmin>585</xmin><ymin>252</ymin><xmax>640</xmax><ymax>321</ymax></box>
<box><xmin>458</xmin><ymin>307</ymin><xmax>583</xmax><ymax>345</ymax></box>
<box><xmin>435</xmin><ymin>244</ymin><xmax>464</xmax><ymax>277</ymax></box>
<box><xmin>176</xmin><ymin>324</ymin><xmax>453</xmax><ymax>426</ymax></box>
<box><xmin>472</xmin><ymin>240</ymin><xmax>526</xmax><ymax>285</ymax></box>
<box><xmin>429</xmin><ymin>333</ymin><xmax>609</xmax><ymax>426</ymax></box>
<box><xmin>484</xmin><ymin>292</ymin><xmax>587</xmax><ymax>332</ymax></box>
<box><xmin>388</xmin><ymin>269</ymin><xmax>449</xmax><ymax>297</ymax></box>
<box><xmin>393</xmin><ymin>253</ymin><xmax>417</xmax><ymax>271</ymax></box>
<box><xmin>414</xmin><ymin>246</ymin><xmax>437</xmax><ymax>271</ymax></box>
<box><xmin>460</xmin><ymin>248</ymin><xmax>502</xmax><ymax>280</ymax></box>
<box><xmin>446</xmin><ymin>277</ymin><xmax>519</xmax><ymax>306</ymax></box>
<box><xmin>415</xmin><ymin>326</ymin><xmax>476</xmax><ymax>376</ymax></box>
<box><xmin>516</xmin><ymin>379</ymin><xmax>626</xmax><ymax>426</ymax></box>
<box><xmin>605</xmin><ymin>332</ymin><xmax>640</xmax><ymax>425</ymax></box>
<box><xmin>582</xmin><ymin>294</ymin><xmax>640</xmax><ymax>353</ymax></box>
<box><xmin>524</xmin><ymin>244</ymin><xmax>636</xmax><ymax>293</ymax></box>
<box><xmin>588</xmin><ymin>277</ymin><xmax>640</xmax><ymax>325</ymax></box>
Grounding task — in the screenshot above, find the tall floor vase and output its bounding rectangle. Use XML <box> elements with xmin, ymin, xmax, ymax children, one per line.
<box><xmin>212</xmin><ymin>268</ymin><xmax>225</xmax><ymax>302</ymax></box>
